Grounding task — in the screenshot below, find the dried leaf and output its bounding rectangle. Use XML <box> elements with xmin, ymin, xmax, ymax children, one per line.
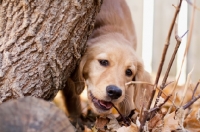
<box><xmin>143</xmin><ymin>121</ymin><xmax>149</xmax><ymax>132</ymax></box>
<box><xmin>175</xmin><ymin>107</ymin><xmax>187</xmax><ymax>130</ymax></box>
<box><xmin>148</xmin><ymin>113</ymin><xmax>164</xmax><ymax>129</ymax></box>
<box><xmin>197</xmin><ymin>108</ymin><xmax>200</xmax><ymax>122</ymax></box>
<box><xmin>91</xmin><ymin>126</ymin><xmax>98</xmax><ymax>132</ymax></box>
<box><xmin>136</xmin><ymin>117</ymin><xmax>141</xmax><ymax>128</ymax></box>
<box><xmin>84</xmin><ymin>125</ymin><xmax>92</xmax><ymax>132</ymax></box>
<box><xmin>184</xmin><ymin>108</ymin><xmax>200</xmax><ymax>131</ymax></box>
<box><xmin>106</xmin><ymin>114</ymin><xmax>121</xmax><ymax>131</ymax></box>
<box><xmin>162</xmin><ymin>112</ymin><xmax>179</xmax><ymax>131</ymax></box>
<box><xmin>179</xmin><ymin>67</ymin><xmax>194</xmax><ymax>106</ymax></box>
<box><xmin>116</xmin><ymin>122</ymin><xmax>138</xmax><ymax>132</ymax></box>
<box><xmin>156</xmin><ymin>96</ymin><xmax>165</xmax><ymax>106</ymax></box>
<box><xmin>94</xmin><ymin>116</ymin><xmax>109</xmax><ymax>131</ymax></box>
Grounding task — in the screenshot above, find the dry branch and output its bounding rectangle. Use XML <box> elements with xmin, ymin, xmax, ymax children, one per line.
<box><xmin>112</xmin><ymin>103</ymin><xmax>133</xmax><ymax>126</ymax></box>
<box><xmin>146</xmin><ymin>0</ymin><xmax>183</xmax><ymax>113</ymax></box>
<box><xmin>139</xmin><ymin>2</ymin><xmax>184</xmax><ymax>131</ymax></box>
<box><xmin>170</xmin><ymin>0</ymin><xmax>196</xmax><ymax>99</ymax></box>
<box><xmin>183</xmin><ymin>81</ymin><xmax>200</xmax><ymax>109</ymax></box>
<box><xmin>186</xmin><ymin>0</ymin><xmax>200</xmax><ymax>11</ymax></box>
<box><xmin>192</xmin><ymin>81</ymin><xmax>200</xmax><ymax>99</ymax></box>
<box><xmin>183</xmin><ymin>94</ymin><xmax>200</xmax><ymax>109</ymax></box>
<box><xmin>149</xmin><ymin>95</ymin><xmax>172</xmax><ymax>113</ymax></box>
<box><xmin>153</xmin><ymin>0</ymin><xmax>183</xmax><ymax>90</ymax></box>
<box><xmin>159</xmin><ymin>29</ymin><xmax>188</xmax><ymax>95</ymax></box>
<box><xmin>125</xmin><ymin>81</ymin><xmax>154</xmax><ymax>87</ymax></box>
<box><xmin>157</xmin><ymin>30</ymin><xmax>182</xmax><ymax>97</ymax></box>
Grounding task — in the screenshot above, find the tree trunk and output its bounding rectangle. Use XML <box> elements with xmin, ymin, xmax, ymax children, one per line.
<box><xmin>0</xmin><ymin>96</ymin><xmax>75</xmax><ymax>132</ymax></box>
<box><xmin>0</xmin><ymin>0</ymin><xmax>102</xmax><ymax>103</ymax></box>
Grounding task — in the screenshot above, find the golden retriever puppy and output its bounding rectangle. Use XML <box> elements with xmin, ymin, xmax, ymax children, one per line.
<box><xmin>64</xmin><ymin>0</ymin><xmax>153</xmax><ymax>118</ymax></box>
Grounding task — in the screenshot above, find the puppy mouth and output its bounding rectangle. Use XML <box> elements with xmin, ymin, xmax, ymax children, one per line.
<box><xmin>90</xmin><ymin>92</ymin><xmax>113</xmax><ymax>111</ymax></box>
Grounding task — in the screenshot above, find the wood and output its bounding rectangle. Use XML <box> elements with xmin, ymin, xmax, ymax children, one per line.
<box><xmin>0</xmin><ymin>0</ymin><xmax>102</xmax><ymax>102</ymax></box>
<box><xmin>0</xmin><ymin>97</ymin><xmax>75</xmax><ymax>132</ymax></box>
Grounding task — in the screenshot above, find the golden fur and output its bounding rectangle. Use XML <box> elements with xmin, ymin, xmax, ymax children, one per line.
<box><xmin>64</xmin><ymin>0</ymin><xmax>153</xmax><ymax>118</ymax></box>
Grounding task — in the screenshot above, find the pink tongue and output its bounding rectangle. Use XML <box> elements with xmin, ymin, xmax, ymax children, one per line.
<box><xmin>99</xmin><ymin>100</ymin><xmax>113</xmax><ymax>109</ymax></box>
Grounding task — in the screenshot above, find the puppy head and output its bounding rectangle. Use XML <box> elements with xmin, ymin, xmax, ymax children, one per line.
<box><xmin>76</xmin><ymin>33</ymin><xmax>146</xmax><ymax>115</ymax></box>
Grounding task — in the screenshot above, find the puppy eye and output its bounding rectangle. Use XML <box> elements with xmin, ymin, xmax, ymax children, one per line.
<box><xmin>126</xmin><ymin>69</ymin><xmax>132</xmax><ymax>76</ymax></box>
<box><xmin>99</xmin><ymin>60</ymin><xmax>109</xmax><ymax>66</ymax></box>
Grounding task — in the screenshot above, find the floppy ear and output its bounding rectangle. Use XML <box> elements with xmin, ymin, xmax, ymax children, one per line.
<box><xmin>70</xmin><ymin>56</ymin><xmax>87</xmax><ymax>95</ymax></box>
<box><xmin>133</xmin><ymin>62</ymin><xmax>153</xmax><ymax>111</ymax></box>
<box><xmin>62</xmin><ymin>57</ymin><xmax>87</xmax><ymax>118</ymax></box>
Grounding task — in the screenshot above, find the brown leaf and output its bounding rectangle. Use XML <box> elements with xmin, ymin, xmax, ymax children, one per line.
<box><xmin>91</xmin><ymin>126</ymin><xmax>98</xmax><ymax>132</ymax></box>
<box><xmin>84</xmin><ymin>125</ymin><xmax>92</xmax><ymax>132</ymax></box>
<box><xmin>116</xmin><ymin>122</ymin><xmax>138</xmax><ymax>132</ymax></box>
<box><xmin>148</xmin><ymin>112</ymin><xmax>164</xmax><ymax>130</ymax></box>
<box><xmin>106</xmin><ymin>114</ymin><xmax>121</xmax><ymax>131</ymax></box>
<box><xmin>94</xmin><ymin>116</ymin><xmax>109</xmax><ymax>131</ymax></box>
<box><xmin>175</xmin><ymin>107</ymin><xmax>187</xmax><ymax>129</ymax></box>
<box><xmin>162</xmin><ymin>111</ymin><xmax>179</xmax><ymax>131</ymax></box>
<box><xmin>184</xmin><ymin>108</ymin><xmax>200</xmax><ymax>132</ymax></box>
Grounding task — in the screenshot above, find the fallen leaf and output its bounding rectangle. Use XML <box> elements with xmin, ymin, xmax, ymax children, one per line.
<box><xmin>184</xmin><ymin>108</ymin><xmax>200</xmax><ymax>132</ymax></box>
<box><xmin>175</xmin><ymin>107</ymin><xmax>187</xmax><ymax>130</ymax></box>
<box><xmin>106</xmin><ymin>114</ymin><xmax>121</xmax><ymax>131</ymax></box>
<box><xmin>162</xmin><ymin>111</ymin><xmax>179</xmax><ymax>131</ymax></box>
<box><xmin>94</xmin><ymin>116</ymin><xmax>109</xmax><ymax>131</ymax></box>
<box><xmin>156</xmin><ymin>97</ymin><xmax>165</xmax><ymax>106</ymax></box>
<box><xmin>84</xmin><ymin>125</ymin><xmax>92</xmax><ymax>132</ymax></box>
<box><xmin>136</xmin><ymin>117</ymin><xmax>141</xmax><ymax>128</ymax></box>
<box><xmin>197</xmin><ymin>108</ymin><xmax>200</xmax><ymax>122</ymax></box>
<box><xmin>116</xmin><ymin>122</ymin><xmax>138</xmax><ymax>132</ymax></box>
<box><xmin>143</xmin><ymin>121</ymin><xmax>149</xmax><ymax>132</ymax></box>
<box><xmin>179</xmin><ymin>67</ymin><xmax>194</xmax><ymax>106</ymax></box>
<box><xmin>91</xmin><ymin>126</ymin><xmax>98</xmax><ymax>132</ymax></box>
<box><xmin>148</xmin><ymin>112</ymin><xmax>164</xmax><ymax>130</ymax></box>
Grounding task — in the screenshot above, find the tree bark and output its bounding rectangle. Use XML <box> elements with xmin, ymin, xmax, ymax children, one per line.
<box><xmin>0</xmin><ymin>0</ymin><xmax>102</xmax><ymax>103</ymax></box>
<box><xmin>0</xmin><ymin>96</ymin><xmax>75</xmax><ymax>132</ymax></box>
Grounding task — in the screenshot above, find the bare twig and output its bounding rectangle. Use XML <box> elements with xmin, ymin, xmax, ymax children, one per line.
<box><xmin>171</xmin><ymin>0</ymin><xmax>196</xmax><ymax>95</ymax></box>
<box><xmin>181</xmin><ymin>80</ymin><xmax>200</xmax><ymax>110</ymax></box>
<box><xmin>125</xmin><ymin>81</ymin><xmax>154</xmax><ymax>87</ymax></box>
<box><xmin>185</xmin><ymin>0</ymin><xmax>200</xmax><ymax>11</ymax></box>
<box><xmin>167</xmin><ymin>92</ymin><xmax>178</xmax><ymax>114</ymax></box>
<box><xmin>156</xmin><ymin>87</ymin><xmax>171</xmax><ymax>99</ymax></box>
<box><xmin>139</xmin><ymin>110</ymin><xmax>148</xmax><ymax>132</ymax></box>
<box><xmin>181</xmin><ymin>30</ymin><xmax>189</xmax><ymax>38</ymax></box>
<box><xmin>112</xmin><ymin>103</ymin><xmax>132</xmax><ymax>126</ymax></box>
<box><xmin>157</xmin><ymin>26</ymin><xmax>188</xmax><ymax>101</ymax></box>
<box><xmin>182</xmin><ymin>94</ymin><xmax>200</xmax><ymax>110</ymax></box>
<box><xmin>148</xmin><ymin>95</ymin><xmax>172</xmax><ymax>113</ymax></box>
<box><xmin>162</xmin><ymin>81</ymin><xmax>175</xmax><ymax>90</ymax></box>
<box><xmin>182</xmin><ymin>81</ymin><xmax>200</xmax><ymax>110</ymax></box>
<box><xmin>192</xmin><ymin>81</ymin><xmax>200</xmax><ymax>99</ymax></box>
<box><xmin>139</xmin><ymin>90</ymin><xmax>146</xmax><ymax>131</ymax></box>
<box><xmin>126</xmin><ymin>81</ymin><xmax>173</xmax><ymax>101</ymax></box>
<box><xmin>157</xmin><ymin>30</ymin><xmax>182</xmax><ymax>97</ymax></box>
<box><xmin>146</xmin><ymin>0</ymin><xmax>183</xmax><ymax>112</ymax></box>
<box><xmin>145</xmin><ymin>1</ymin><xmax>183</xmax><ymax>124</ymax></box>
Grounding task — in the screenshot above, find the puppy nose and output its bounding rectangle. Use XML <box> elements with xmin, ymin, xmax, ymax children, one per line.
<box><xmin>106</xmin><ymin>85</ymin><xmax>122</xmax><ymax>99</ymax></box>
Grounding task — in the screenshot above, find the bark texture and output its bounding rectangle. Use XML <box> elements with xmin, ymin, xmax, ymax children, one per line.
<box><xmin>0</xmin><ymin>0</ymin><xmax>102</xmax><ymax>103</ymax></box>
<box><xmin>0</xmin><ymin>96</ymin><xmax>75</xmax><ymax>132</ymax></box>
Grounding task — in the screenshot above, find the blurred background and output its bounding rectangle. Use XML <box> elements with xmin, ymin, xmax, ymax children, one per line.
<box><xmin>126</xmin><ymin>0</ymin><xmax>200</xmax><ymax>85</ymax></box>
